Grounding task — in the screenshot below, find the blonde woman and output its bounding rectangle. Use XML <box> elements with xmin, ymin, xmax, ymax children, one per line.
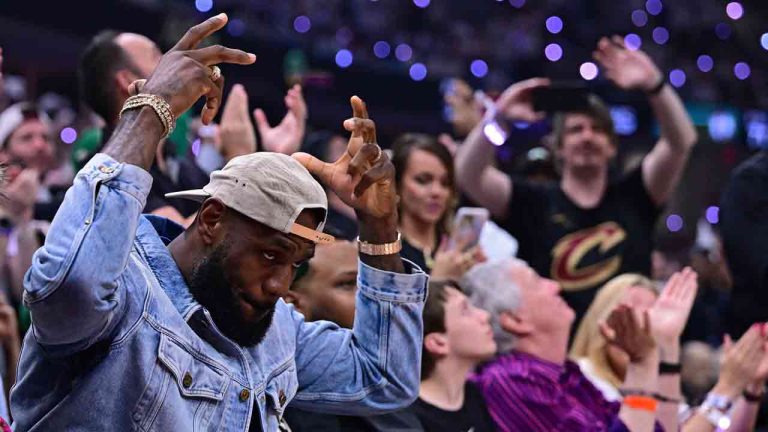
<box><xmin>570</xmin><ymin>273</ymin><xmax>659</xmax><ymax>401</ymax></box>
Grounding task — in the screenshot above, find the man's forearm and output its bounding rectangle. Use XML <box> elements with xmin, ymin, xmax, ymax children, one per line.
<box><xmin>455</xmin><ymin>121</ymin><xmax>495</xmax><ymax>180</ymax></box>
<box><xmin>103</xmin><ymin>107</ymin><xmax>166</xmax><ymax>170</ymax></box>
<box><xmin>649</xmin><ymin>85</ymin><xmax>697</xmax><ymax>151</ymax></box>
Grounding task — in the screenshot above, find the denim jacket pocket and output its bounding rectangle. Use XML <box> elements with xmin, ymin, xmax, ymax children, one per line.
<box><xmin>132</xmin><ymin>333</ymin><xmax>229</xmax><ymax>431</ymax></box>
<box><xmin>265</xmin><ymin>363</ymin><xmax>298</xmax><ymax>419</ymax></box>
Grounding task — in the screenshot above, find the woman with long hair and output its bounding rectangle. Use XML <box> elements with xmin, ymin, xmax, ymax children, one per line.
<box><xmin>390</xmin><ymin>133</ymin><xmax>483</xmax><ymax>280</ymax></box>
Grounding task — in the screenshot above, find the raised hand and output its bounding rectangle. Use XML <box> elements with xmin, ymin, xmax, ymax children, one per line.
<box><xmin>219</xmin><ymin>84</ymin><xmax>256</xmax><ymax>160</ymax></box>
<box><xmin>141</xmin><ymin>13</ymin><xmax>256</xmax><ymax>125</ymax></box>
<box><xmin>254</xmin><ymin>84</ymin><xmax>307</xmax><ymax>154</ymax></box>
<box><xmin>714</xmin><ymin>325</ymin><xmax>768</xmax><ymax>398</ymax></box>
<box><xmin>494</xmin><ymin>78</ymin><xmax>549</xmax><ymax>123</ymax></box>
<box><xmin>592</xmin><ymin>36</ymin><xmax>662</xmax><ymax>92</ymax></box>
<box><xmin>649</xmin><ymin>267</ymin><xmax>698</xmax><ymax>346</ymax></box>
<box><xmin>292</xmin><ymin>96</ymin><xmax>396</xmax><ymax>220</ymax></box>
<box><xmin>444</xmin><ymin>79</ymin><xmax>483</xmax><ymax>136</ymax></box>
<box><xmin>600</xmin><ymin>304</ymin><xmax>656</xmax><ymax>363</ymax></box>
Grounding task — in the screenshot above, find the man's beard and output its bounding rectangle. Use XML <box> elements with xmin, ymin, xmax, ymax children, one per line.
<box><xmin>188</xmin><ymin>242</ymin><xmax>275</xmax><ymax>347</ymax></box>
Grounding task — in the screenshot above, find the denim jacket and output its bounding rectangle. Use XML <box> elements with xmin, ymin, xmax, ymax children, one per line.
<box><xmin>10</xmin><ymin>154</ymin><xmax>427</xmax><ymax>431</ymax></box>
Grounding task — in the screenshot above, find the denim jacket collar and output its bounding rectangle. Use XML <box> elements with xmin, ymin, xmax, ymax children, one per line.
<box><xmin>135</xmin><ymin>215</ymin><xmax>199</xmax><ymax>321</ymax></box>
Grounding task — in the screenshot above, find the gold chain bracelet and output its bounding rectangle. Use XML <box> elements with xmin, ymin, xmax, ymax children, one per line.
<box><xmin>119</xmin><ymin>94</ymin><xmax>176</xmax><ymax>138</ymax></box>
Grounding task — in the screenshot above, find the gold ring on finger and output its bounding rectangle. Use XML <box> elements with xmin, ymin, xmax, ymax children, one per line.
<box><xmin>209</xmin><ymin>65</ymin><xmax>222</xmax><ymax>81</ymax></box>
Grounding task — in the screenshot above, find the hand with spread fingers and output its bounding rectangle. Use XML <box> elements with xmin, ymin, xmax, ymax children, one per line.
<box><xmin>593</xmin><ymin>35</ymin><xmax>663</xmax><ymax>92</ymax></box>
<box><xmin>254</xmin><ymin>84</ymin><xmax>307</xmax><ymax>155</ymax></box>
<box><xmin>714</xmin><ymin>325</ymin><xmax>768</xmax><ymax>398</ymax></box>
<box><xmin>292</xmin><ymin>96</ymin><xmax>396</xmax><ymax>221</ymax></box>
<box><xmin>600</xmin><ymin>304</ymin><xmax>656</xmax><ymax>363</ymax></box>
<box><xmin>109</xmin><ymin>13</ymin><xmax>256</xmax><ymax>168</ymax></box>
<box><xmin>140</xmin><ymin>13</ymin><xmax>256</xmax><ymax>125</ymax></box>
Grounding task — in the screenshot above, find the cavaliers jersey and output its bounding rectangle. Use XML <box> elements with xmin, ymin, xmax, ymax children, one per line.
<box><xmin>500</xmin><ymin>167</ymin><xmax>661</xmax><ymax>323</ymax></box>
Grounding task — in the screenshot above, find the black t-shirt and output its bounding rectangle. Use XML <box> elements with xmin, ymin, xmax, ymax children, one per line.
<box><xmin>410</xmin><ymin>382</ymin><xmax>496</xmax><ymax>432</ymax></box>
<box><xmin>720</xmin><ymin>150</ymin><xmax>768</xmax><ymax>337</ymax></box>
<box><xmin>400</xmin><ymin>237</ymin><xmax>435</xmax><ymax>274</ymax></box>
<box><xmin>500</xmin><ymin>167</ymin><xmax>661</xmax><ymax>321</ymax></box>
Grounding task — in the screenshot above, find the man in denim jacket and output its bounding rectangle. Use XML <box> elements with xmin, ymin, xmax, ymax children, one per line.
<box><xmin>10</xmin><ymin>15</ymin><xmax>427</xmax><ymax>431</ymax></box>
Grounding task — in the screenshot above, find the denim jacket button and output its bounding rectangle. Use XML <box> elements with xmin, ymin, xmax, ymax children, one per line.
<box><xmin>278</xmin><ymin>390</ymin><xmax>287</xmax><ymax>406</ymax></box>
<box><xmin>239</xmin><ymin>388</ymin><xmax>250</xmax><ymax>402</ymax></box>
<box><xmin>99</xmin><ymin>166</ymin><xmax>114</xmax><ymax>174</ymax></box>
<box><xmin>182</xmin><ymin>372</ymin><xmax>193</xmax><ymax>388</ymax></box>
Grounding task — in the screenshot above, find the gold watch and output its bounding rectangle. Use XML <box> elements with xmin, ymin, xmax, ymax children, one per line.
<box><xmin>358</xmin><ymin>233</ymin><xmax>402</xmax><ymax>256</ymax></box>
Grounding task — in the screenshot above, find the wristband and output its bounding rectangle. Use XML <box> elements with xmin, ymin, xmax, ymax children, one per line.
<box><xmin>659</xmin><ymin>361</ymin><xmax>681</xmax><ymax>375</ymax></box>
<box><xmin>623</xmin><ymin>395</ymin><xmax>658</xmax><ymax>412</ymax></box>
<box><xmin>645</xmin><ymin>77</ymin><xmax>666</xmax><ymax>96</ymax></box>
<box><xmin>743</xmin><ymin>387</ymin><xmax>766</xmax><ymax>403</ymax></box>
<box><xmin>482</xmin><ymin>119</ymin><xmax>508</xmax><ymax>146</ymax></box>
<box><xmin>357</xmin><ymin>233</ymin><xmax>402</xmax><ymax>256</ymax></box>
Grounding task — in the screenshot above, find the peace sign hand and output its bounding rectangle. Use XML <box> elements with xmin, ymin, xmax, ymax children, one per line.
<box><xmin>141</xmin><ymin>13</ymin><xmax>257</xmax><ymax>125</ymax></box>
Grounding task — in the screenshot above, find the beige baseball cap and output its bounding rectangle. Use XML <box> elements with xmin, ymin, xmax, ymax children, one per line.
<box><xmin>166</xmin><ymin>152</ymin><xmax>334</xmax><ymax>244</ymax></box>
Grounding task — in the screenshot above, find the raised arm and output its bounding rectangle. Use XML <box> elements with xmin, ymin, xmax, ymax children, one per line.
<box><xmin>648</xmin><ymin>268</ymin><xmax>699</xmax><ymax>432</ymax></box>
<box><xmin>454</xmin><ymin>78</ymin><xmax>548</xmax><ymax>219</ymax></box>
<box><xmin>23</xmin><ymin>14</ymin><xmax>255</xmax><ymax>353</ymax></box>
<box><xmin>290</xmin><ymin>97</ymin><xmax>426</xmax><ymax>412</ymax></box>
<box><xmin>594</xmin><ymin>36</ymin><xmax>697</xmax><ymax>206</ymax></box>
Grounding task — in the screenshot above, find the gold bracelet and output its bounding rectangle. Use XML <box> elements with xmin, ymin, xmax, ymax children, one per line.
<box><xmin>358</xmin><ymin>233</ymin><xmax>402</xmax><ymax>256</ymax></box>
<box><xmin>119</xmin><ymin>94</ymin><xmax>176</xmax><ymax>137</ymax></box>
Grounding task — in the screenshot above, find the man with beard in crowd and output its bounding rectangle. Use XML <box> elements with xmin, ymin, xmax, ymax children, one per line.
<box><xmin>11</xmin><ymin>14</ymin><xmax>427</xmax><ymax>431</ymax></box>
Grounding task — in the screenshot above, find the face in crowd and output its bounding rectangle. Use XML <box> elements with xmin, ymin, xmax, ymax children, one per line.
<box><xmin>188</xmin><ymin>202</ymin><xmax>318</xmax><ymax>346</ymax></box>
<box><xmin>287</xmin><ymin>239</ymin><xmax>359</xmax><ymax>329</ymax></box>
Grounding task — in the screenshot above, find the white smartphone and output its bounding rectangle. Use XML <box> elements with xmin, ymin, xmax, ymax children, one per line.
<box><xmin>449</xmin><ymin>207</ymin><xmax>490</xmax><ymax>251</ymax></box>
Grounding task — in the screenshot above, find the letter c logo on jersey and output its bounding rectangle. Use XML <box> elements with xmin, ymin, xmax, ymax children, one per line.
<box><xmin>550</xmin><ymin>221</ymin><xmax>627</xmax><ymax>291</ymax></box>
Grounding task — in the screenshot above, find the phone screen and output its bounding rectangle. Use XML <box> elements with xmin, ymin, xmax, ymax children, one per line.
<box><xmin>532</xmin><ymin>83</ymin><xmax>591</xmax><ymax>113</ymax></box>
<box><xmin>450</xmin><ymin>208</ymin><xmax>489</xmax><ymax>251</ymax></box>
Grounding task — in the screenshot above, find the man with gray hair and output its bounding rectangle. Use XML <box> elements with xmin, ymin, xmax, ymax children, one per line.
<box><xmin>464</xmin><ymin>258</ymin><xmax>662</xmax><ymax>432</ymax></box>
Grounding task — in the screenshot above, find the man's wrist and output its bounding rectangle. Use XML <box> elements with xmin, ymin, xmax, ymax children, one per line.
<box><xmin>357</xmin><ymin>212</ymin><xmax>399</xmax><ymax>245</ymax></box>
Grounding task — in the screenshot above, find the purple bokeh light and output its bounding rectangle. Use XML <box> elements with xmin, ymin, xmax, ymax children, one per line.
<box><xmin>734</xmin><ymin>62</ymin><xmax>751</xmax><ymax>80</ymax></box>
<box><xmin>395</xmin><ymin>44</ymin><xmax>413</xmax><ymax>62</ymax></box>
<box><xmin>544</xmin><ymin>43</ymin><xmax>563</xmax><ymax>62</ymax></box>
<box><xmin>509</xmin><ymin>0</ymin><xmax>525</xmax><ymax>8</ymax></box>
<box><xmin>726</xmin><ymin>2</ymin><xmax>743</xmax><ymax>20</ymax></box>
<box><xmin>470</xmin><ymin>59</ymin><xmax>488</xmax><ymax>78</ymax></box>
<box><xmin>762</xmin><ymin>33</ymin><xmax>768</xmax><ymax>50</ymax></box>
<box><xmin>227</xmin><ymin>18</ymin><xmax>245</xmax><ymax>37</ymax></box>
<box><xmin>373</xmin><ymin>41</ymin><xmax>391</xmax><ymax>58</ymax></box>
<box><xmin>195</xmin><ymin>0</ymin><xmax>213</xmax><ymax>13</ymax></box>
<box><xmin>293</xmin><ymin>16</ymin><xmax>311</xmax><ymax>33</ymax></box>
<box><xmin>646</xmin><ymin>0</ymin><xmax>662</xmax><ymax>16</ymax></box>
<box><xmin>409</xmin><ymin>63</ymin><xmax>427</xmax><ymax>81</ymax></box>
<box><xmin>697</xmin><ymin>55</ymin><xmax>714</xmax><ymax>72</ymax></box>
<box><xmin>60</xmin><ymin>127</ymin><xmax>77</xmax><ymax>144</ymax></box>
<box><xmin>666</xmin><ymin>214</ymin><xmax>683</xmax><ymax>232</ymax></box>
<box><xmin>579</xmin><ymin>62</ymin><xmax>598</xmax><ymax>80</ymax></box>
<box><xmin>631</xmin><ymin>10</ymin><xmax>648</xmax><ymax>27</ymax></box>
<box><xmin>546</xmin><ymin>16</ymin><xmax>563</xmax><ymax>34</ymax></box>
<box><xmin>335</xmin><ymin>49</ymin><xmax>353</xmax><ymax>68</ymax></box>
<box><xmin>624</xmin><ymin>33</ymin><xmax>642</xmax><ymax>50</ymax></box>
<box><xmin>413</xmin><ymin>0</ymin><xmax>430</xmax><ymax>8</ymax></box>
<box><xmin>669</xmin><ymin>69</ymin><xmax>686</xmax><ymax>87</ymax></box>
<box><xmin>705</xmin><ymin>206</ymin><xmax>720</xmax><ymax>224</ymax></box>
<box><xmin>652</xmin><ymin>27</ymin><xmax>669</xmax><ymax>45</ymax></box>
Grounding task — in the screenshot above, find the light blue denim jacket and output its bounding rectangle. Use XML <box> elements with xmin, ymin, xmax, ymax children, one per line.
<box><xmin>10</xmin><ymin>154</ymin><xmax>427</xmax><ymax>431</ymax></box>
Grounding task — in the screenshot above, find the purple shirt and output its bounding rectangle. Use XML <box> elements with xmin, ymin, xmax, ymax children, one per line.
<box><xmin>471</xmin><ymin>351</ymin><xmax>629</xmax><ymax>432</ymax></box>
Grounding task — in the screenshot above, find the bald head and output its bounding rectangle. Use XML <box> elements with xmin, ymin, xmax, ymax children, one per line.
<box><xmin>115</xmin><ymin>33</ymin><xmax>162</xmax><ymax>78</ymax></box>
